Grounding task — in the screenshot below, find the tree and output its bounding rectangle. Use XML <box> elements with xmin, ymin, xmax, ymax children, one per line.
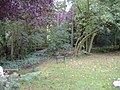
<box><xmin>0</xmin><ymin>0</ymin><xmax>54</xmax><ymax>60</ymax></box>
<box><xmin>72</xmin><ymin>0</ymin><xmax>98</xmax><ymax>54</ymax></box>
<box><xmin>101</xmin><ymin>0</ymin><xmax>120</xmax><ymax>47</ymax></box>
<box><xmin>73</xmin><ymin>0</ymin><xmax>120</xmax><ymax>54</ymax></box>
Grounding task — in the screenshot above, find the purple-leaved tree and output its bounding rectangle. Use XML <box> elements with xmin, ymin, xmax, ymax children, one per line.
<box><xmin>0</xmin><ymin>0</ymin><xmax>53</xmax><ymax>28</ymax></box>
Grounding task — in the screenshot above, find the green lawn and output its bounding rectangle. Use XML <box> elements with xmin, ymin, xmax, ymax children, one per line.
<box><xmin>19</xmin><ymin>53</ymin><xmax>120</xmax><ymax>90</ymax></box>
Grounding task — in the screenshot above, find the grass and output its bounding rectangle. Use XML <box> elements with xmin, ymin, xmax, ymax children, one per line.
<box><xmin>19</xmin><ymin>53</ymin><xmax>120</xmax><ymax>90</ymax></box>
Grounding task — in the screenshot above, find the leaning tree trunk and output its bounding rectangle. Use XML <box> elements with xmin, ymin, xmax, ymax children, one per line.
<box><xmin>85</xmin><ymin>38</ymin><xmax>90</xmax><ymax>52</ymax></box>
<box><xmin>88</xmin><ymin>33</ymin><xmax>97</xmax><ymax>53</ymax></box>
<box><xmin>75</xmin><ymin>30</ymin><xmax>98</xmax><ymax>55</ymax></box>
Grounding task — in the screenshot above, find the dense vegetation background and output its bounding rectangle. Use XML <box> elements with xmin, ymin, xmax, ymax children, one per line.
<box><xmin>0</xmin><ymin>0</ymin><xmax>120</xmax><ymax>68</ymax></box>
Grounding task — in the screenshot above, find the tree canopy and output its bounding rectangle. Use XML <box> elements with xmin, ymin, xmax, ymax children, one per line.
<box><xmin>0</xmin><ymin>0</ymin><xmax>120</xmax><ymax>60</ymax></box>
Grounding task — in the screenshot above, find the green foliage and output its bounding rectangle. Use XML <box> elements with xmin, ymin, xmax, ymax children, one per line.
<box><xmin>0</xmin><ymin>79</ymin><xmax>4</xmax><ymax>90</ymax></box>
<box><xmin>1</xmin><ymin>46</ymin><xmax>55</xmax><ymax>69</ymax></box>
<box><xmin>0</xmin><ymin>71</ymin><xmax>41</xmax><ymax>90</ymax></box>
<box><xmin>73</xmin><ymin>0</ymin><xmax>99</xmax><ymax>54</ymax></box>
<box><xmin>0</xmin><ymin>20</ymin><xmax>47</xmax><ymax>60</ymax></box>
<box><xmin>12</xmin><ymin>82</ymin><xmax>20</xmax><ymax>89</ymax></box>
<box><xmin>47</xmin><ymin>24</ymin><xmax>71</xmax><ymax>52</ymax></box>
<box><xmin>73</xmin><ymin>0</ymin><xmax>120</xmax><ymax>53</ymax></box>
<box><xmin>54</xmin><ymin>0</ymin><xmax>67</xmax><ymax>11</ymax></box>
<box><xmin>0</xmin><ymin>73</ymin><xmax>20</xmax><ymax>90</ymax></box>
<box><xmin>92</xmin><ymin>46</ymin><xmax>120</xmax><ymax>53</ymax></box>
<box><xmin>94</xmin><ymin>0</ymin><xmax>120</xmax><ymax>47</ymax></box>
<box><xmin>0</xmin><ymin>0</ymin><xmax>119</xmax><ymax>65</ymax></box>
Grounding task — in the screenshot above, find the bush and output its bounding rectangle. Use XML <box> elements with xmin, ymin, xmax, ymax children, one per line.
<box><xmin>47</xmin><ymin>25</ymin><xmax>71</xmax><ymax>53</ymax></box>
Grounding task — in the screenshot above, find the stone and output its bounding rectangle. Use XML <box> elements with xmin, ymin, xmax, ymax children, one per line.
<box><xmin>0</xmin><ymin>66</ymin><xmax>4</xmax><ymax>77</ymax></box>
<box><xmin>113</xmin><ymin>78</ymin><xmax>120</xmax><ymax>87</ymax></box>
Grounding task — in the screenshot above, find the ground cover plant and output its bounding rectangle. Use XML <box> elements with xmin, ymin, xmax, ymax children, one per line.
<box><xmin>18</xmin><ymin>52</ymin><xmax>120</xmax><ymax>90</ymax></box>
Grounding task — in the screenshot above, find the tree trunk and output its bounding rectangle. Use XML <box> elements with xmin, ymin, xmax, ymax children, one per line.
<box><xmin>85</xmin><ymin>38</ymin><xmax>89</xmax><ymax>52</ymax></box>
<box><xmin>11</xmin><ymin>31</ymin><xmax>14</xmax><ymax>60</ymax></box>
<box><xmin>88</xmin><ymin>33</ymin><xmax>96</xmax><ymax>53</ymax></box>
<box><xmin>114</xmin><ymin>34</ymin><xmax>117</xmax><ymax>47</ymax></box>
<box><xmin>2</xmin><ymin>25</ymin><xmax>8</xmax><ymax>59</ymax></box>
<box><xmin>75</xmin><ymin>30</ymin><xmax>98</xmax><ymax>55</ymax></box>
<box><xmin>71</xmin><ymin>6</ymin><xmax>74</xmax><ymax>47</ymax></box>
<box><xmin>71</xmin><ymin>20</ymin><xmax>74</xmax><ymax>47</ymax></box>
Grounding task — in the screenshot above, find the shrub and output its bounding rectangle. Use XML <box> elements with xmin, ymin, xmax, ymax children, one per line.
<box><xmin>47</xmin><ymin>25</ymin><xmax>71</xmax><ymax>53</ymax></box>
